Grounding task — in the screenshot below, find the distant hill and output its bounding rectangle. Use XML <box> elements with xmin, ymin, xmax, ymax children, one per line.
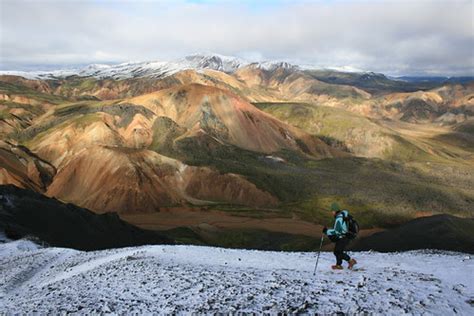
<box><xmin>307</xmin><ymin>70</ymin><xmax>473</xmax><ymax>94</ymax></box>
<box><xmin>305</xmin><ymin>70</ymin><xmax>438</xmax><ymax>93</ymax></box>
<box><xmin>395</xmin><ymin>76</ymin><xmax>474</xmax><ymax>85</ymax></box>
<box><xmin>351</xmin><ymin>214</ymin><xmax>474</xmax><ymax>254</ymax></box>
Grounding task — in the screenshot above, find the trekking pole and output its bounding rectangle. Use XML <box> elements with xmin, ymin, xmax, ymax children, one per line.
<box><xmin>313</xmin><ymin>235</ymin><xmax>324</xmax><ymax>275</ymax></box>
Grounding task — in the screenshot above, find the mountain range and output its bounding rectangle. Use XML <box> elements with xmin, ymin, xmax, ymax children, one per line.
<box><xmin>3</xmin><ymin>53</ymin><xmax>472</xmax><ymax>84</ymax></box>
<box><xmin>0</xmin><ymin>54</ymin><xmax>277</xmax><ymax>80</ymax></box>
<box><xmin>1</xmin><ymin>53</ymin><xmax>473</xmax><ymax>250</ymax></box>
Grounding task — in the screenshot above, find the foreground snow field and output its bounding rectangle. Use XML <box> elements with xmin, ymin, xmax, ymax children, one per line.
<box><xmin>0</xmin><ymin>240</ymin><xmax>473</xmax><ymax>314</ymax></box>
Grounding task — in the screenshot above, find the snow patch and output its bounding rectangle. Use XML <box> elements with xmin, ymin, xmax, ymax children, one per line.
<box><xmin>249</xmin><ymin>61</ymin><xmax>298</xmax><ymax>71</ymax></box>
<box><xmin>0</xmin><ymin>239</ymin><xmax>41</xmax><ymax>257</ymax></box>
<box><xmin>264</xmin><ymin>155</ymin><xmax>286</xmax><ymax>163</ymax></box>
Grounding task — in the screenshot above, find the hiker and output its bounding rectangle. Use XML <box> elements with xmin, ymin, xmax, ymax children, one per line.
<box><xmin>322</xmin><ymin>203</ymin><xmax>357</xmax><ymax>270</ymax></box>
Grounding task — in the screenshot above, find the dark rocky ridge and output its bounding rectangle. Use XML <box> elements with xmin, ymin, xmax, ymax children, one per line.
<box><xmin>0</xmin><ymin>185</ymin><xmax>173</xmax><ymax>250</ymax></box>
<box><xmin>350</xmin><ymin>214</ymin><xmax>474</xmax><ymax>254</ymax></box>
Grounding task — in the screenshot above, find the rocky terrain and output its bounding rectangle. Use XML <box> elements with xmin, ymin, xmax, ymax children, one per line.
<box><xmin>0</xmin><ymin>240</ymin><xmax>473</xmax><ymax>314</ymax></box>
<box><xmin>350</xmin><ymin>214</ymin><xmax>474</xmax><ymax>254</ymax></box>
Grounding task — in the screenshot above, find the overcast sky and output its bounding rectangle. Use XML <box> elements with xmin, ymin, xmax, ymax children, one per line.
<box><xmin>1</xmin><ymin>0</ymin><xmax>473</xmax><ymax>76</ymax></box>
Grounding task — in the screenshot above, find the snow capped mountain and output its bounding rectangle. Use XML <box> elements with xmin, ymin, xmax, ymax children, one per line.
<box><xmin>1</xmin><ymin>240</ymin><xmax>473</xmax><ymax>313</ymax></box>
<box><xmin>0</xmin><ymin>69</ymin><xmax>79</xmax><ymax>80</ymax></box>
<box><xmin>0</xmin><ymin>54</ymin><xmax>304</xmax><ymax>80</ymax></box>
<box><xmin>248</xmin><ymin>61</ymin><xmax>299</xmax><ymax>71</ymax></box>
<box><xmin>75</xmin><ymin>60</ymin><xmax>186</xmax><ymax>80</ymax></box>
<box><xmin>76</xmin><ymin>64</ymin><xmax>111</xmax><ymax>77</ymax></box>
<box><xmin>180</xmin><ymin>53</ymin><xmax>248</xmax><ymax>73</ymax></box>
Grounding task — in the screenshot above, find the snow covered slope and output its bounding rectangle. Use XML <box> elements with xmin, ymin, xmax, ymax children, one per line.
<box><xmin>0</xmin><ymin>69</ymin><xmax>79</xmax><ymax>80</ymax></box>
<box><xmin>0</xmin><ymin>240</ymin><xmax>473</xmax><ymax>314</ymax></box>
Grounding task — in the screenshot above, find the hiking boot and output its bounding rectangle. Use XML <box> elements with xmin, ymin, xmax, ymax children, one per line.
<box><xmin>348</xmin><ymin>259</ymin><xmax>357</xmax><ymax>270</ymax></box>
<box><xmin>331</xmin><ymin>265</ymin><xmax>343</xmax><ymax>270</ymax></box>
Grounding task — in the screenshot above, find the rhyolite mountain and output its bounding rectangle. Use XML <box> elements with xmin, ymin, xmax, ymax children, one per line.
<box><xmin>1</xmin><ymin>53</ymin><xmax>473</xmax><ymax>250</ymax></box>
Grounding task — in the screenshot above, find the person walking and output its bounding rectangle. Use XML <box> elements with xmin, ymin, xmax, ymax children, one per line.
<box><xmin>322</xmin><ymin>202</ymin><xmax>357</xmax><ymax>270</ymax></box>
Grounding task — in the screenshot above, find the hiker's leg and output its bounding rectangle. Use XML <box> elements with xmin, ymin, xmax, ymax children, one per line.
<box><xmin>341</xmin><ymin>238</ymin><xmax>351</xmax><ymax>262</ymax></box>
<box><xmin>342</xmin><ymin>252</ymin><xmax>351</xmax><ymax>262</ymax></box>
<box><xmin>333</xmin><ymin>239</ymin><xmax>344</xmax><ymax>265</ymax></box>
<box><xmin>333</xmin><ymin>249</ymin><xmax>341</xmax><ymax>265</ymax></box>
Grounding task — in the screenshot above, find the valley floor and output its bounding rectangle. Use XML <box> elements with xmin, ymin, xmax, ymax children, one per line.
<box><xmin>0</xmin><ymin>240</ymin><xmax>473</xmax><ymax>314</ymax></box>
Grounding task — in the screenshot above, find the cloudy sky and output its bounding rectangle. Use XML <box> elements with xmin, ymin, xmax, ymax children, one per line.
<box><xmin>1</xmin><ymin>0</ymin><xmax>473</xmax><ymax>76</ymax></box>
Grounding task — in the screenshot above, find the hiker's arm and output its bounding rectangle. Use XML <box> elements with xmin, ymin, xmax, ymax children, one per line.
<box><xmin>340</xmin><ymin>211</ymin><xmax>349</xmax><ymax>234</ymax></box>
<box><xmin>326</xmin><ymin>218</ymin><xmax>343</xmax><ymax>236</ymax></box>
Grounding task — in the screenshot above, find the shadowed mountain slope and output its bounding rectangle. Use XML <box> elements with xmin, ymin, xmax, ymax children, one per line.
<box><xmin>0</xmin><ymin>185</ymin><xmax>173</xmax><ymax>250</ymax></box>
<box><xmin>350</xmin><ymin>214</ymin><xmax>474</xmax><ymax>254</ymax></box>
<box><xmin>305</xmin><ymin>69</ymin><xmax>443</xmax><ymax>94</ymax></box>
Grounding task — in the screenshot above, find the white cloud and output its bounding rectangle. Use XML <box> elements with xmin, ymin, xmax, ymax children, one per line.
<box><xmin>1</xmin><ymin>0</ymin><xmax>472</xmax><ymax>76</ymax></box>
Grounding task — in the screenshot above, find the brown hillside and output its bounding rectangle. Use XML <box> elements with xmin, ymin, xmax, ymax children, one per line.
<box><xmin>128</xmin><ymin>83</ymin><xmax>338</xmax><ymax>156</ymax></box>
<box><xmin>0</xmin><ymin>140</ymin><xmax>55</xmax><ymax>192</ymax></box>
<box><xmin>46</xmin><ymin>145</ymin><xmax>278</xmax><ymax>213</ymax></box>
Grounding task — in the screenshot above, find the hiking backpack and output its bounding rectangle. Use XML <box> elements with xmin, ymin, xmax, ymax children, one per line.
<box><xmin>344</xmin><ymin>213</ymin><xmax>359</xmax><ymax>239</ymax></box>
